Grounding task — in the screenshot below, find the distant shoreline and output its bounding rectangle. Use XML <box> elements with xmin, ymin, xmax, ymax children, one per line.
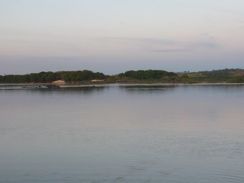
<box><xmin>1</xmin><ymin>69</ymin><xmax>244</xmax><ymax>84</ymax></box>
<box><xmin>1</xmin><ymin>82</ymin><xmax>244</xmax><ymax>90</ymax></box>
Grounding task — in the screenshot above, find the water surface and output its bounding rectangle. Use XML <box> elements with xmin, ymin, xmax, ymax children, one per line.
<box><xmin>0</xmin><ymin>85</ymin><xmax>244</xmax><ymax>183</ymax></box>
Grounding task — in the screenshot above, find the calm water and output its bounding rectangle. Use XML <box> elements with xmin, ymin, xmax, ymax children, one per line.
<box><xmin>0</xmin><ymin>85</ymin><xmax>244</xmax><ymax>183</ymax></box>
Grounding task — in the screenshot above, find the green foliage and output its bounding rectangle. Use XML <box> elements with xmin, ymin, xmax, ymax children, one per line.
<box><xmin>183</xmin><ymin>69</ymin><xmax>244</xmax><ymax>83</ymax></box>
<box><xmin>57</xmin><ymin>70</ymin><xmax>105</xmax><ymax>82</ymax></box>
<box><xmin>0</xmin><ymin>70</ymin><xmax>106</xmax><ymax>83</ymax></box>
<box><xmin>1</xmin><ymin>68</ymin><xmax>244</xmax><ymax>83</ymax></box>
<box><xmin>119</xmin><ymin>70</ymin><xmax>177</xmax><ymax>80</ymax></box>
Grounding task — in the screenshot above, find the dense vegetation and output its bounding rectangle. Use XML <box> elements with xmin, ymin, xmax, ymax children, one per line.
<box><xmin>119</xmin><ymin>70</ymin><xmax>177</xmax><ymax>79</ymax></box>
<box><xmin>0</xmin><ymin>69</ymin><xmax>244</xmax><ymax>83</ymax></box>
<box><xmin>0</xmin><ymin>70</ymin><xmax>106</xmax><ymax>83</ymax></box>
<box><xmin>180</xmin><ymin>69</ymin><xmax>244</xmax><ymax>83</ymax></box>
<box><xmin>117</xmin><ymin>70</ymin><xmax>178</xmax><ymax>82</ymax></box>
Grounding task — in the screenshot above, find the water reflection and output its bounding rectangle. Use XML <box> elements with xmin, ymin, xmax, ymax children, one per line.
<box><xmin>0</xmin><ymin>86</ymin><xmax>108</xmax><ymax>96</ymax></box>
<box><xmin>119</xmin><ymin>85</ymin><xmax>177</xmax><ymax>94</ymax></box>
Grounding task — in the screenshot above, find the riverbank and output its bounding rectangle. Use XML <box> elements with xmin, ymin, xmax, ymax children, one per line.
<box><xmin>1</xmin><ymin>82</ymin><xmax>244</xmax><ymax>90</ymax></box>
<box><xmin>1</xmin><ymin>69</ymin><xmax>244</xmax><ymax>84</ymax></box>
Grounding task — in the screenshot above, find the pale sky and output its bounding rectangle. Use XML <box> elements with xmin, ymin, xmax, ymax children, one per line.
<box><xmin>0</xmin><ymin>0</ymin><xmax>244</xmax><ymax>74</ymax></box>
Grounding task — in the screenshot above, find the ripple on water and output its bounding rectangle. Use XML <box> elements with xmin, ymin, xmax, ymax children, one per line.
<box><xmin>210</xmin><ymin>168</ymin><xmax>244</xmax><ymax>183</ymax></box>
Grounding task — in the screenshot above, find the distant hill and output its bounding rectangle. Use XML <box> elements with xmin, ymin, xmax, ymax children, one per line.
<box><xmin>0</xmin><ymin>69</ymin><xmax>244</xmax><ymax>84</ymax></box>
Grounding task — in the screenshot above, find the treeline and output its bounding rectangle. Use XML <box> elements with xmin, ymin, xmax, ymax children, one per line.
<box><xmin>0</xmin><ymin>69</ymin><xmax>244</xmax><ymax>83</ymax></box>
<box><xmin>119</xmin><ymin>70</ymin><xmax>177</xmax><ymax>80</ymax></box>
<box><xmin>117</xmin><ymin>70</ymin><xmax>178</xmax><ymax>82</ymax></box>
<box><xmin>0</xmin><ymin>70</ymin><xmax>106</xmax><ymax>83</ymax></box>
<box><xmin>181</xmin><ymin>69</ymin><xmax>244</xmax><ymax>83</ymax></box>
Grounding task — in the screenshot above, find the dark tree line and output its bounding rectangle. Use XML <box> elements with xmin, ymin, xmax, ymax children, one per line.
<box><xmin>0</xmin><ymin>69</ymin><xmax>244</xmax><ymax>83</ymax></box>
<box><xmin>0</xmin><ymin>70</ymin><xmax>106</xmax><ymax>83</ymax></box>
<box><xmin>185</xmin><ymin>69</ymin><xmax>244</xmax><ymax>83</ymax></box>
<box><xmin>118</xmin><ymin>70</ymin><xmax>177</xmax><ymax>80</ymax></box>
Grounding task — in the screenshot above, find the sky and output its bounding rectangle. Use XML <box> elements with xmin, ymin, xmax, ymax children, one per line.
<box><xmin>0</xmin><ymin>0</ymin><xmax>244</xmax><ymax>74</ymax></box>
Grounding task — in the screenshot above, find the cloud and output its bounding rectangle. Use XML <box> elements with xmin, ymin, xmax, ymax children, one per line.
<box><xmin>99</xmin><ymin>35</ymin><xmax>219</xmax><ymax>53</ymax></box>
<box><xmin>151</xmin><ymin>48</ymin><xmax>190</xmax><ymax>53</ymax></box>
<box><xmin>101</xmin><ymin>37</ymin><xmax>174</xmax><ymax>45</ymax></box>
<box><xmin>192</xmin><ymin>34</ymin><xmax>219</xmax><ymax>49</ymax></box>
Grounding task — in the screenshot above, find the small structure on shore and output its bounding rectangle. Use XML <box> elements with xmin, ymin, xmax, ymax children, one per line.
<box><xmin>52</xmin><ymin>80</ymin><xmax>66</xmax><ymax>86</ymax></box>
<box><xmin>91</xmin><ymin>79</ymin><xmax>105</xmax><ymax>83</ymax></box>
